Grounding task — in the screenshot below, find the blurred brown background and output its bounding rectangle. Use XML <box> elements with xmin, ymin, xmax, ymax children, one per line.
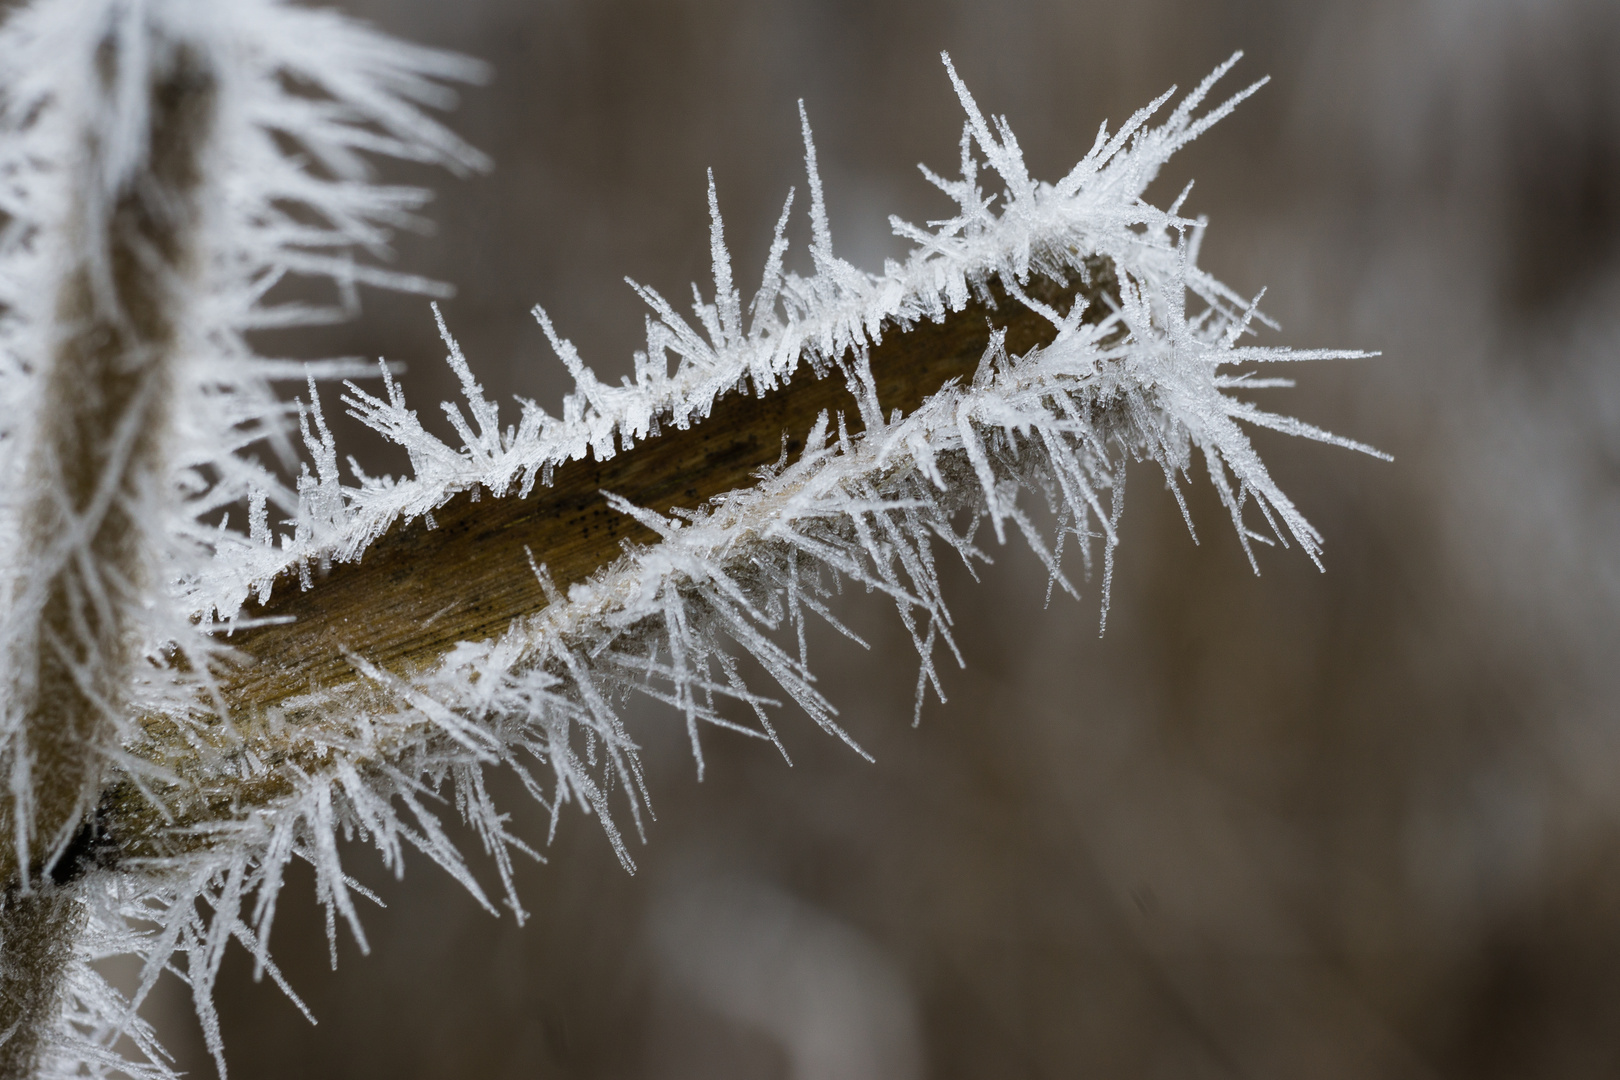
<box><xmin>159</xmin><ymin>0</ymin><xmax>1620</xmax><ymax>1076</ymax></box>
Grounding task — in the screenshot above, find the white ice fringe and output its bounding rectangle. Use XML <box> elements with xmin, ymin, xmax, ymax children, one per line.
<box><xmin>3</xmin><ymin>14</ymin><xmax>1378</xmax><ymax>1075</ymax></box>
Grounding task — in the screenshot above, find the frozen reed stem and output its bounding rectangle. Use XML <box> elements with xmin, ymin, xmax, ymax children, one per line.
<box><xmin>0</xmin><ymin>5</ymin><xmax>1376</xmax><ymax>1070</ymax></box>
<box><xmin>82</xmin><ymin>267</ymin><xmax>1111</xmax><ymax>866</ymax></box>
<box><xmin>224</xmin><ymin>270</ymin><xmax>1111</xmax><ymax>712</ymax></box>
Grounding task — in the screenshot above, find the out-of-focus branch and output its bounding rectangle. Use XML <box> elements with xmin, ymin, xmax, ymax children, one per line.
<box><xmin>0</xmin><ymin>37</ymin><xmax>215</xmax><ymax>1075</ymax></box>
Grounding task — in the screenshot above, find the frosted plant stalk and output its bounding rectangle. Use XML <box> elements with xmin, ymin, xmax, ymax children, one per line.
<box><xmin>0</xmin><ymin>2</ymin><xmax>1379</xmax><ymax>1075</ymax></box>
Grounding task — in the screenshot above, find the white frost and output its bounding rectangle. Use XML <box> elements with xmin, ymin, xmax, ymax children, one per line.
<box><xmin>0</xmin><ymin>2</ymin><xmax>1377</xmax><ymax>1074</ymax></box>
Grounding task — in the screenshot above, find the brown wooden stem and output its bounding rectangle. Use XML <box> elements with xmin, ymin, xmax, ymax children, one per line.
<box><xmin>222</xmin><ymin>265</ymin><xmax>1113</xmax><ymax>711</ymax></box>
<box><xmin>72</xmin><ymin>264</ymin><xmax>1116</xmax><ymax>879</ymax></box>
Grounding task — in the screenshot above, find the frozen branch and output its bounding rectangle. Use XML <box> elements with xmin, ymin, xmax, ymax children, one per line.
<box><xmin>0</xmin><ymin>7</ymin><xmax>1379</xmax><ymax>1074</ymax></box>
<box><xmin>74</xmin><ymin>266</ymin><xmax>1112</xmax><ymax>868</ymax></box>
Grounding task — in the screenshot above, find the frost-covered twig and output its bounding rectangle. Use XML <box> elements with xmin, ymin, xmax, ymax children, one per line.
<box><xmin>82</xmin><ymin>268</ymin><xmax>1102</xmax><ymax>861</ymax></box>
<box><xmin>0</xmin><ymin>4</ymin><xmax>1378</xmax><ymax>1075</ymax></box>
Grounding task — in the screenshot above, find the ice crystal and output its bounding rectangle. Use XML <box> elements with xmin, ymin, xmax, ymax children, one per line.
<box><xmin>0</xmin><ymin>2</ymin><xmax>1377</xmax><ymax>1074</ymax></box>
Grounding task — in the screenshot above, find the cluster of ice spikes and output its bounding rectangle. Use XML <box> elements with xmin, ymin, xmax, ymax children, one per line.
<box><xmin>0</xmin><ymin>2</ymin><xmax>1376</xmax><ymax>1075</ymax></box>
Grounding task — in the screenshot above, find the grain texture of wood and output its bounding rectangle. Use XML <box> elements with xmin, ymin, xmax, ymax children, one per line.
<box><xmin>62</xmin><ymin>265</ymin><xmax>1114</xmax><ymax>877</ymax></box>
<box><xmin>219</xmin><ymin>265</ymin><xmax>1113</xmax><ymax>714</ymax></box>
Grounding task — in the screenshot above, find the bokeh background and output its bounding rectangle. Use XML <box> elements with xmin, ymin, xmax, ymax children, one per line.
<box><xmin>156</xmin><ymin>0</ymin><xmax>1620</xmax><ymax>1076</ymax></box>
